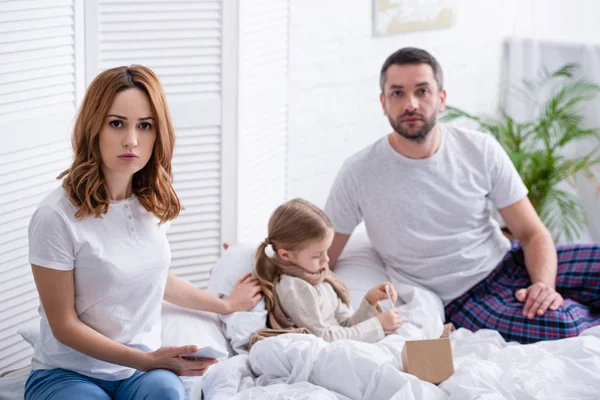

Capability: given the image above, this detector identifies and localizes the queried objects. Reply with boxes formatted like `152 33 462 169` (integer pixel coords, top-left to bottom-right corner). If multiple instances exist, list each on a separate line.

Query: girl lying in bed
250 198 402 347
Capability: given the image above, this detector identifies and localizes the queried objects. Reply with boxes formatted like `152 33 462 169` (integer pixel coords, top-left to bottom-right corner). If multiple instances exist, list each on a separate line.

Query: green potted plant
441 64 600 243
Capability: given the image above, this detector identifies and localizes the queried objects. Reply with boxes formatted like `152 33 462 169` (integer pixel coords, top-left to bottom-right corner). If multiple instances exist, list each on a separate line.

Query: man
324 47 600 344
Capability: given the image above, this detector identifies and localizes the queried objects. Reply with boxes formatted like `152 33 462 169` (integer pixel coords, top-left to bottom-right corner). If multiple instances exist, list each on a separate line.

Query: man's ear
438 88 447 112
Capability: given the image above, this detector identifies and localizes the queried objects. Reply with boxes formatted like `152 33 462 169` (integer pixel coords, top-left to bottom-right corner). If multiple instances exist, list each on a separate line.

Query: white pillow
17 325 39 347
206 242 257 297
334 230 390 310
219 300 267 354
160 301 232 354
205 243 268 354
160 301 233 395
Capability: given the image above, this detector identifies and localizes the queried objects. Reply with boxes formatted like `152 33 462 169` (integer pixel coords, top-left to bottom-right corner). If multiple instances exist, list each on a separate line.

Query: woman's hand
143 345 218 376
224 273 262 313
365 282 397 307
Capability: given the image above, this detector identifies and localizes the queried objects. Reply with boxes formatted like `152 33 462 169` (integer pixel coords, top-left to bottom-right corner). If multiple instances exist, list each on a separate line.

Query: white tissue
377 282 446 339
420 313 444 339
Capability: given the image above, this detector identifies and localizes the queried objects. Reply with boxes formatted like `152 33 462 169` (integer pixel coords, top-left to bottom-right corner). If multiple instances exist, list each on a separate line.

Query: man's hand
515 282 563 319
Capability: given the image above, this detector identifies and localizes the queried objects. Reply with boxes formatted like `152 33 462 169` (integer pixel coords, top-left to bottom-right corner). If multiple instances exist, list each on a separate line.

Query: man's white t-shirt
28 187 171 380
325 124 528 304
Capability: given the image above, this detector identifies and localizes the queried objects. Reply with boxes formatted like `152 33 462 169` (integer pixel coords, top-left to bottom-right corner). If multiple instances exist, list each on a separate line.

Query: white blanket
197 325 600 400
196 280 600 400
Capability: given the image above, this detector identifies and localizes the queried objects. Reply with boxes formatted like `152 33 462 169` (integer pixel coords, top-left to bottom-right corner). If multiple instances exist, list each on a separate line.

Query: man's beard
389 111 437 143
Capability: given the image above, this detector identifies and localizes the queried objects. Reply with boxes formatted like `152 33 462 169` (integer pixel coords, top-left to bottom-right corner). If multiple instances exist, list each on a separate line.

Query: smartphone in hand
181 346 229 361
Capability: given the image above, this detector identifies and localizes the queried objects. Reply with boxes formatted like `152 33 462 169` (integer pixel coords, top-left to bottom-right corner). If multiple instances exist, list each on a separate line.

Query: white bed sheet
0 369 27 400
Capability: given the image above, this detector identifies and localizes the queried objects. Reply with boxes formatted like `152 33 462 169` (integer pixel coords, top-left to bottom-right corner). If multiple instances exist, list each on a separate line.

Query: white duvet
197 324 600 400
195 232 600 400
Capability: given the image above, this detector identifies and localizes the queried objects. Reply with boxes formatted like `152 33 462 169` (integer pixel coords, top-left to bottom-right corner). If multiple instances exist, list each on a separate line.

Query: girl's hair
255 198 334 312
58 65 181 223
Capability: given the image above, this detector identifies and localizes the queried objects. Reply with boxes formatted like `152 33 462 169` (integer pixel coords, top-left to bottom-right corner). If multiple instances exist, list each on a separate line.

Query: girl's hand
224 273 262 313
144 345 219 376
376 309 402 335
365 282 397 306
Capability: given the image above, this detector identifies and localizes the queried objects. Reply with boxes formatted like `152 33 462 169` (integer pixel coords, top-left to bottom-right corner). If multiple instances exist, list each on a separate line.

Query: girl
252 198 401 345
25 65 261 400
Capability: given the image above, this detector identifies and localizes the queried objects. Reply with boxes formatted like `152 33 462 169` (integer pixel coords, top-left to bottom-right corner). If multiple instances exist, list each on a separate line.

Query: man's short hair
380 47 443 92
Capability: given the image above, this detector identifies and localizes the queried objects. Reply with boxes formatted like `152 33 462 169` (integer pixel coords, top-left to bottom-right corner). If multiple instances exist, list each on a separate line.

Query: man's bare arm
499 197 561 318
499 197 557 288
328 232 351 269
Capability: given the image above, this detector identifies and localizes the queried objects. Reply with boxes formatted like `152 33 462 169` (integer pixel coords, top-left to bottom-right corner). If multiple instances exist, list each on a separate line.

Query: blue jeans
24 368 185 400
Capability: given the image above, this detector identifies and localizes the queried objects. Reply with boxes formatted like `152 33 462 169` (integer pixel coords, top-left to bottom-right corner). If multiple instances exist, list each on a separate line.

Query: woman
24 65 261 400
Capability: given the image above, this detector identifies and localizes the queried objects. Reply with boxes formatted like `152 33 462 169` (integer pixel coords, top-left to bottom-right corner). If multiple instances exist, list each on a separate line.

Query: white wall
514 0 599 44
235 0 289 244
286 0 600 207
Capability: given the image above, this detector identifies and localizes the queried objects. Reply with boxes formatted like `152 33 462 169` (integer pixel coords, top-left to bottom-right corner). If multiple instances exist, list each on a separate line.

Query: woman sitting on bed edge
25 65 261 400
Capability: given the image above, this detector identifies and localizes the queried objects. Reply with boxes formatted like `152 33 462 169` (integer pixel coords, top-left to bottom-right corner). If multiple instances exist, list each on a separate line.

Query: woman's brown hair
58 65 181 223
254 198 334 313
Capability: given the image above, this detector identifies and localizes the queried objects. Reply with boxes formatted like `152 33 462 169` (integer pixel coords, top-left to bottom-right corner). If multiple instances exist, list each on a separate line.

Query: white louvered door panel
87 0 223 287
0 0 83 374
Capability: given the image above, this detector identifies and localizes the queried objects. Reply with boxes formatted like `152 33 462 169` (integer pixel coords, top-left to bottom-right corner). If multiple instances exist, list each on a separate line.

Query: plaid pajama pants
445 242 600 344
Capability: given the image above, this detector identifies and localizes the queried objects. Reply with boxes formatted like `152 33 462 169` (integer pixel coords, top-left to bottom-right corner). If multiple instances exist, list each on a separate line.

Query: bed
2 231 600 399
195 232 600 399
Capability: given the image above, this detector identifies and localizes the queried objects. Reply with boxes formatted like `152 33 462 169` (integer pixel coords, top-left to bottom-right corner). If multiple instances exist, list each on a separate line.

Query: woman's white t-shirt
28 187 171 380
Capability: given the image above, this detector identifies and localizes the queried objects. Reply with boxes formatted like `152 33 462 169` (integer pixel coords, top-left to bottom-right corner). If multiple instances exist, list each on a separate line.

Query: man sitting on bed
324 47 600 344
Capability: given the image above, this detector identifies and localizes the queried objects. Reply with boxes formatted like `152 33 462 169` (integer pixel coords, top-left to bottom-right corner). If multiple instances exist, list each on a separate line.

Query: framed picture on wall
373 0 457 36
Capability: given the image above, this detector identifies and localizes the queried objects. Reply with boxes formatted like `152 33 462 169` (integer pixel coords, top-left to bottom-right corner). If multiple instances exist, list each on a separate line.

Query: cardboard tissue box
401 323 455 384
